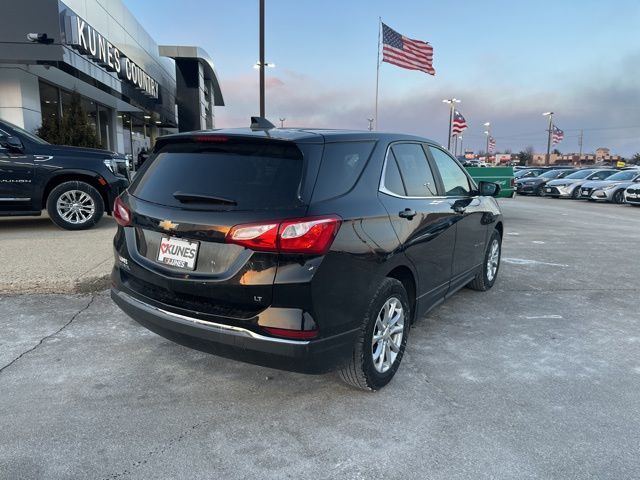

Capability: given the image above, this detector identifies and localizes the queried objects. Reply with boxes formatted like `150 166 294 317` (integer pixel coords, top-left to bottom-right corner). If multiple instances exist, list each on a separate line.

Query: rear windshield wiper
172 191 237 205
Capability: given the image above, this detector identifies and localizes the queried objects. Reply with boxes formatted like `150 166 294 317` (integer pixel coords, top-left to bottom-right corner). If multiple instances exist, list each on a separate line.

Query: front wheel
468 229 501 291
339 278 410 391
46 181 104 230
572 187 582 199
536 185 545 196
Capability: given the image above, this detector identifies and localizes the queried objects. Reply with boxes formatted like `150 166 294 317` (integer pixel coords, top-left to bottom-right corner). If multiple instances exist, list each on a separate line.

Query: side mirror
478 180 501 197
4 136 24 152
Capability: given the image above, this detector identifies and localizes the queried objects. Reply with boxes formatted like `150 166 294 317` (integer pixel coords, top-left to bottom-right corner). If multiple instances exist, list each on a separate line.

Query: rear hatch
120 134 322 316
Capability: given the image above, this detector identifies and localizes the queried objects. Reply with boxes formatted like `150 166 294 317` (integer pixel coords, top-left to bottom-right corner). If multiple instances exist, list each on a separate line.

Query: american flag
451 111 467 134
488 136 496 153
382 23 435 76
552 125 564 145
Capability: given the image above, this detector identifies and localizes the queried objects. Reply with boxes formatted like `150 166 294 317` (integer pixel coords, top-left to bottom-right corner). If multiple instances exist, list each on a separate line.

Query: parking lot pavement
1 196 639 479
0 215 116 294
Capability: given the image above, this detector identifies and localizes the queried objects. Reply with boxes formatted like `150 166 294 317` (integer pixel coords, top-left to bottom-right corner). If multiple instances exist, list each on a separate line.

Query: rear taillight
113 196 131 227
226 215 341 254
262 326 319 340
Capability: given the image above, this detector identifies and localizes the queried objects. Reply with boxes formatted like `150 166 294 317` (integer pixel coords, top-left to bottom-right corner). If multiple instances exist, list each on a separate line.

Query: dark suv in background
111 122 504 390
0 119 129 230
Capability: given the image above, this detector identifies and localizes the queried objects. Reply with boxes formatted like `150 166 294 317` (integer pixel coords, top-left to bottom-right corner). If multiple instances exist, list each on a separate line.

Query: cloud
215 53 640 155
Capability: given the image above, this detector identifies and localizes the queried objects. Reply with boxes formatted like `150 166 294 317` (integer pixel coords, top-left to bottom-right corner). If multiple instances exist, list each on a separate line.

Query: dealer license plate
157 236 199 270
545 187 552 192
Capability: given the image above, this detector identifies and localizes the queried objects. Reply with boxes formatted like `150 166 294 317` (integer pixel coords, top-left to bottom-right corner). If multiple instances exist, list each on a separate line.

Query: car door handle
452 204 466 214
398 208 417 220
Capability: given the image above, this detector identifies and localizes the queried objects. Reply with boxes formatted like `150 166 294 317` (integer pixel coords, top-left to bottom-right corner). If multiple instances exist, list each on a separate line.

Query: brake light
228 222 279 251
192 135 228 142
262 326 319 339
226 215 341 254
113 196 131 226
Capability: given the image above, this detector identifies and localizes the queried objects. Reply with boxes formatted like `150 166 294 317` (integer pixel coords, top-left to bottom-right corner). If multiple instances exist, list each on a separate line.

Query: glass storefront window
39 81 59 122
81 97 98 139
98 107 111 150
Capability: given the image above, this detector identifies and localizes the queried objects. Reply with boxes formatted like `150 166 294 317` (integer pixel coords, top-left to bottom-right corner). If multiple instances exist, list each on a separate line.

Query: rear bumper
111 287 358 374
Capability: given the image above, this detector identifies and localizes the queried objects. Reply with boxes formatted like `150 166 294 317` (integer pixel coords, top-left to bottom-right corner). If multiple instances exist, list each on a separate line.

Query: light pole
442 98 460 150
543 112 554 166
259 0 265 117
483 122 491 156
279 117 286 128
459 135 464 157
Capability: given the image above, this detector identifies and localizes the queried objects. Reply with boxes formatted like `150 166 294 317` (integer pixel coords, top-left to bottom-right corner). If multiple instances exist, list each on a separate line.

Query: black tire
46 181 104 230
612 190 625 204
468 229 502 291
571 186 581 199
339 278 410 391
535 184 545 196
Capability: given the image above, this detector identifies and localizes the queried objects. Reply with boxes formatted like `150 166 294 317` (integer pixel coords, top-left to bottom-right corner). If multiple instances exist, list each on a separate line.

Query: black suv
0 119 129 230
111 124 504 390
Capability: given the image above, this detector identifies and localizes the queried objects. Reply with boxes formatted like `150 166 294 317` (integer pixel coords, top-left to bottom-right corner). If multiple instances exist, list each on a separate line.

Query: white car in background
581 170 640 203
545 169 618 199
624 183 640 207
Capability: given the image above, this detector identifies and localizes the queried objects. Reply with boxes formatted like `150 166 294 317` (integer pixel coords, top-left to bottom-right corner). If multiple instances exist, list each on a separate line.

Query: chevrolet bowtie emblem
159 219 178 231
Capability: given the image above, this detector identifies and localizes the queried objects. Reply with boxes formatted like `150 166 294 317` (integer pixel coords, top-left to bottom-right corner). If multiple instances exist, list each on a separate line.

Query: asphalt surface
1 196 639 479
0 214 115 294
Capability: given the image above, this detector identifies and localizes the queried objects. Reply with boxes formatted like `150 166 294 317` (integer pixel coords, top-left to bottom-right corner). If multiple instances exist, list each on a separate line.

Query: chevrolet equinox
111 120 503 390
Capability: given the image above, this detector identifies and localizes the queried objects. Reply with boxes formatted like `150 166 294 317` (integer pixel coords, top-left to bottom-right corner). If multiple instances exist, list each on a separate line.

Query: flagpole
447 104 454 150
374 17 381 130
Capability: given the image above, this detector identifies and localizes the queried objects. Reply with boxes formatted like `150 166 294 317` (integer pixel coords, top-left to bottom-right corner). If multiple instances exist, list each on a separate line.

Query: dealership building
0 0 224 155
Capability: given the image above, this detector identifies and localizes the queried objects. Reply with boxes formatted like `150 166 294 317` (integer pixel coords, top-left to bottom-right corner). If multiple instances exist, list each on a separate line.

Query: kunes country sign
63 14 159 99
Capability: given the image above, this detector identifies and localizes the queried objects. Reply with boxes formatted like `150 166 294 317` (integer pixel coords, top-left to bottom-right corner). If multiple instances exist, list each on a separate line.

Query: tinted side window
383 151 406 195
313 141 374 201
429 146 472 196
391 143 437 196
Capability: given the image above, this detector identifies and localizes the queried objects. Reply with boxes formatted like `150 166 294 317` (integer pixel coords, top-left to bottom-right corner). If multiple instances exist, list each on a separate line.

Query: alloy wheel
371 297 405 373
486 238 500 282
56 190 96 224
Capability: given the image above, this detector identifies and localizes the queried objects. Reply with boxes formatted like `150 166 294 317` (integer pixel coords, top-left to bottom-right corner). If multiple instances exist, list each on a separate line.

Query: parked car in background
580 170 640 203
0 119 129 229
111 124 504 390
623 183 640 207
515 168 577 196
514 168 547 179
545 169 618 199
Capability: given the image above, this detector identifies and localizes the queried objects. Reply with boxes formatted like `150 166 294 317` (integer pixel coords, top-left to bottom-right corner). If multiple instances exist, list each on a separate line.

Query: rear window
311 141 375 202
130 140 304 210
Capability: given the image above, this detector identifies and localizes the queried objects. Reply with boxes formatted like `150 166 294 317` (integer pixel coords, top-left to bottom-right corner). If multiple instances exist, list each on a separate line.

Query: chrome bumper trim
117 290 311 346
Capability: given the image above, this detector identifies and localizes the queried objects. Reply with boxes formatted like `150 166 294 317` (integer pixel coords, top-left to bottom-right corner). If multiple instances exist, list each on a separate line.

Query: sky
125 0 640 156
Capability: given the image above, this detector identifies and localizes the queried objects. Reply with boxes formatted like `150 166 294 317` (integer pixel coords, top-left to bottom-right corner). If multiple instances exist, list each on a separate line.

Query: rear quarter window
311 141 375 202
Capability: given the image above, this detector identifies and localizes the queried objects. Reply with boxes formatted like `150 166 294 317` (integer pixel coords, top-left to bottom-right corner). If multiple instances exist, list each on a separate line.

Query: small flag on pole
381 23 435 76
451 111 467 135
552 126 564 145
488 136 496 153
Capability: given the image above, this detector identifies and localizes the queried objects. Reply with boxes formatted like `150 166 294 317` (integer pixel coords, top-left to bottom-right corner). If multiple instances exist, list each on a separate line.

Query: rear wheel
468 229 501 291
339 278 410 391
613 190 625 204
46 181 104 230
